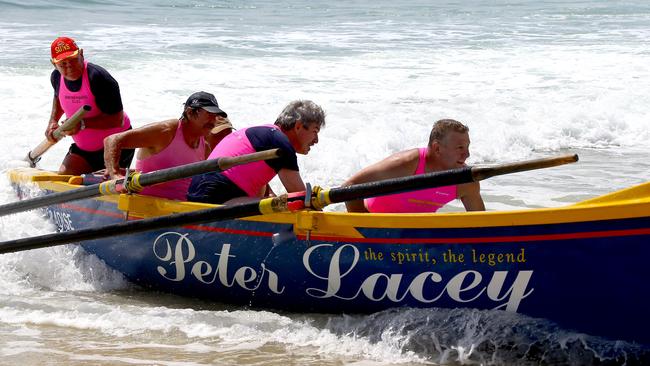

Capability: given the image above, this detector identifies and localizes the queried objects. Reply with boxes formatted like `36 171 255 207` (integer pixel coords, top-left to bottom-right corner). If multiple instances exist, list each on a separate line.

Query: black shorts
187 171 247 204
67 143 135 173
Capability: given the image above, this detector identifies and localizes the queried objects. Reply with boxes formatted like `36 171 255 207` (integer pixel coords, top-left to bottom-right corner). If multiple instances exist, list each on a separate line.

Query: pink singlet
364 148 457 213
208 125 278 197
135 121 207 200
58 61 131 151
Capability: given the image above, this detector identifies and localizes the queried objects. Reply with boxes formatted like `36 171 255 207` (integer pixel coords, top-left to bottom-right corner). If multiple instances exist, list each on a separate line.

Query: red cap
51 37 80 63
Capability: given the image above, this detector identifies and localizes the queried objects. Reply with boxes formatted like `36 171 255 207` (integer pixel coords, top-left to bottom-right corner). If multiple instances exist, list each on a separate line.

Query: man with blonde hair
343 119 485 213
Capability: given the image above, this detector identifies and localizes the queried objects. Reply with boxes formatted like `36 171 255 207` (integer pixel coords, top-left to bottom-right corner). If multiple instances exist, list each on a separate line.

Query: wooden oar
1 148 281 217
26 105 91 167
0 154 577 255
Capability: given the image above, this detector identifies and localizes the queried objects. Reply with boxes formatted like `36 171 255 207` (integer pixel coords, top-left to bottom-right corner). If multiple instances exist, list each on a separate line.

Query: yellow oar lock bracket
125 170 143 193
310 185 330 211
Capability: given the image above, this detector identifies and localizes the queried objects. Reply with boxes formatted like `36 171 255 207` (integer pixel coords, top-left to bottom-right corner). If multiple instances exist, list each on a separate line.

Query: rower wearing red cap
45 36 134 175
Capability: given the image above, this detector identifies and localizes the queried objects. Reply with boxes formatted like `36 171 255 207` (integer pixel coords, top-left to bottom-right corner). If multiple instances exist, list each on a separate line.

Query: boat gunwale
8 168 650 231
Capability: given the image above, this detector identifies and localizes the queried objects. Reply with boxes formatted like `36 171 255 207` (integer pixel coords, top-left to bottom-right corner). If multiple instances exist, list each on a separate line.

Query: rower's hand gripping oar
26 105 91 168
0 154 578 255
1 148 282 217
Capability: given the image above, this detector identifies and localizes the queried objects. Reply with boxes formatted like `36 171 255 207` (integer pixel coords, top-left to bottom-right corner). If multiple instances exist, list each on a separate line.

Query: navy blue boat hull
41 197 650 346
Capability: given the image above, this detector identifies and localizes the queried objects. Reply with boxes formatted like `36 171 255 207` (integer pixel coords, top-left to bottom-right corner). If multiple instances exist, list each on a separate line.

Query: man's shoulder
245 125 296 156
143 118 178 133
247 125 289 141
50 69 61 88
247 124 280 132
86 62 109 73
370 148 419 176
390 148 420 164
86 62 117 82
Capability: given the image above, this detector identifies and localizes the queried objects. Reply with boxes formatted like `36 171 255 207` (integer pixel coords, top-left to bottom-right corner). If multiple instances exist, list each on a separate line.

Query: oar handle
26 105 91 167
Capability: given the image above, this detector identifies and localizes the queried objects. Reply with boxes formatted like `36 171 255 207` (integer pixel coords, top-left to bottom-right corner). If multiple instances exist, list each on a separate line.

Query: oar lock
260 183 330 215
122 169 144 194
97 169 143 196
295 183 329 212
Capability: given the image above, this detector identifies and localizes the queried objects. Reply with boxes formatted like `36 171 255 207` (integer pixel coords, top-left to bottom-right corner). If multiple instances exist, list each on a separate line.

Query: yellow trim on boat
7 168 72 183
7 168 650 235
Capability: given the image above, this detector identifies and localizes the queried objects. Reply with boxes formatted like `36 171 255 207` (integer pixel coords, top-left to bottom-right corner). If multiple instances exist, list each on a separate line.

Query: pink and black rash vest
57 61 131 151
364 148 457 213
207 124 298 197
135 121 207 200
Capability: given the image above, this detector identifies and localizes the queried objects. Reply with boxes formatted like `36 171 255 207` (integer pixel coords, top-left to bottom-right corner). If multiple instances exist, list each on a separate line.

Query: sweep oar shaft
130 149 281 190
26 105 91 167
471 154 579 181
0 154 578 254
1 149 281 217
0 196 290 254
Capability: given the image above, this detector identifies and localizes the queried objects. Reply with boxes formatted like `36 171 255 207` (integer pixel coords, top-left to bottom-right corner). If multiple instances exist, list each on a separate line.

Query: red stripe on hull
61 203 649 244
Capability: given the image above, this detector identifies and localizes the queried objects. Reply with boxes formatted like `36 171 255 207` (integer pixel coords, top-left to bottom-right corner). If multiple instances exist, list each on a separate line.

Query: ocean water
0 0 649 365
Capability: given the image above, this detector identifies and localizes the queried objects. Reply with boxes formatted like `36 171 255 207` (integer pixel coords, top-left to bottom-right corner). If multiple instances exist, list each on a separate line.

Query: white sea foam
0 298 425 364
0 1 648 364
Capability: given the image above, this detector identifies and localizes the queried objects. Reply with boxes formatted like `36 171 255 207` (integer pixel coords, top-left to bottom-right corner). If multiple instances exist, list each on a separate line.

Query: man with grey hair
188 100 325 204
343 118 485 213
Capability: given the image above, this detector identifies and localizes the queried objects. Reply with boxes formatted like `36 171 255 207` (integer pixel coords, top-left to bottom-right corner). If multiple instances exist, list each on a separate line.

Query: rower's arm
278 169 306 193
458 181 485 211
343 149 419 213
103 121 174 178
45 97 65 142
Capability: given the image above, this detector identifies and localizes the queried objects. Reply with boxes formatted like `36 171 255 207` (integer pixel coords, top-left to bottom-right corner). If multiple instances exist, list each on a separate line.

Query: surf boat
4 156 650 346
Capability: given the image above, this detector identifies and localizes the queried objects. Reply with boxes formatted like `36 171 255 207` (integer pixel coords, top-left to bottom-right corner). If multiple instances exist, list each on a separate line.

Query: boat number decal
47 209 75 232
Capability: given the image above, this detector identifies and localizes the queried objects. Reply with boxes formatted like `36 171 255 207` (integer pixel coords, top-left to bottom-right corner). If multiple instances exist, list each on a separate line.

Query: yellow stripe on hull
7 167 650 235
